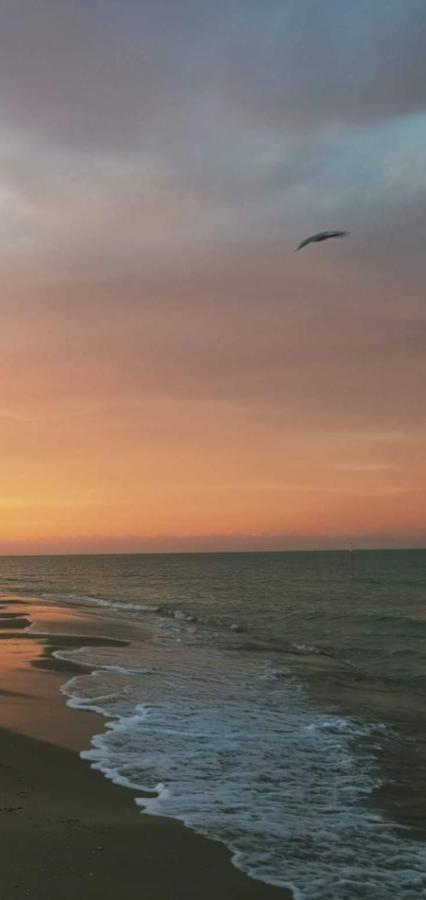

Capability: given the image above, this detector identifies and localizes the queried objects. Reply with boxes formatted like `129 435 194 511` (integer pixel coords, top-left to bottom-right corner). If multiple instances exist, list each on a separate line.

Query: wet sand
0 597 292 899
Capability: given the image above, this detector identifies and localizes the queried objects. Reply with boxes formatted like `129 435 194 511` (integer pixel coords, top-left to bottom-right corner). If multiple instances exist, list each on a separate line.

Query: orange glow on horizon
1 372 425 553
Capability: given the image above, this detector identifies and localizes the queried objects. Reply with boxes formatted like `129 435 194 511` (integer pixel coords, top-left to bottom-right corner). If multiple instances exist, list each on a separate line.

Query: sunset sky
0 0 425 554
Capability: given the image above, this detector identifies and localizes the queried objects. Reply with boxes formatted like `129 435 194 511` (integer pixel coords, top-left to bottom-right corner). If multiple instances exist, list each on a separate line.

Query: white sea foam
61 643 426 899
91 598 160 613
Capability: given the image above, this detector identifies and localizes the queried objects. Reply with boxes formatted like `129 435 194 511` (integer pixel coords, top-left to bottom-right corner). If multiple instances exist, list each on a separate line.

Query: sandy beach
0 596 292 900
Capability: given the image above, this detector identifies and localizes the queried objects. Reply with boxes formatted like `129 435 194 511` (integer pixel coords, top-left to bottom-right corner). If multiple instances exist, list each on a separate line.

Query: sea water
1 550 426 898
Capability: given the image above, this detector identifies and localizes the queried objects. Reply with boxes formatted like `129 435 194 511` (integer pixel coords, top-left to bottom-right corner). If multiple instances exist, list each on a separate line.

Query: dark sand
0 598 292 899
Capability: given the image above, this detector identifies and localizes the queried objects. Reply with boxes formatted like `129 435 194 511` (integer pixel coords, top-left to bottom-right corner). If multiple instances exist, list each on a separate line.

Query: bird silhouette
296 230 348 251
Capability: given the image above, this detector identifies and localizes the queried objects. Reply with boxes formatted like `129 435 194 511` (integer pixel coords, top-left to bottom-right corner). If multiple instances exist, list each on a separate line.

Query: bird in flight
296 230 348 251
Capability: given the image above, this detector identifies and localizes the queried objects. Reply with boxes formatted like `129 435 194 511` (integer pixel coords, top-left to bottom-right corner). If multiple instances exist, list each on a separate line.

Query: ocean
1 549 426 899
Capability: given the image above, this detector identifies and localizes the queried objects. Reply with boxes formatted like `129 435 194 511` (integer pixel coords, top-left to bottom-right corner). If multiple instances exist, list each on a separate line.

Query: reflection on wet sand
0 596 127 750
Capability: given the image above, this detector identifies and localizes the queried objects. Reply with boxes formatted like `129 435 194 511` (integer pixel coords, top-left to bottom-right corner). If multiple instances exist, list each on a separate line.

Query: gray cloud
0 1 425 440
223 0 426 131
0 0 425 153
0 0 222 150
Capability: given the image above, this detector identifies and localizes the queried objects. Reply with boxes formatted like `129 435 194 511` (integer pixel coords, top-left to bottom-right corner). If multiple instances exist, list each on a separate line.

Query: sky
0 0 425 554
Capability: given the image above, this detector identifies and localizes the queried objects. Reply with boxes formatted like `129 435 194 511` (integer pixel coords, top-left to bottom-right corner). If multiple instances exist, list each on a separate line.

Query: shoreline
0 595 292 899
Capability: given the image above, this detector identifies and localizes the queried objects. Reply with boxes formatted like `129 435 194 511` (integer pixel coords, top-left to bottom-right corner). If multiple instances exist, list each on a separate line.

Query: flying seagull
296 230 348 251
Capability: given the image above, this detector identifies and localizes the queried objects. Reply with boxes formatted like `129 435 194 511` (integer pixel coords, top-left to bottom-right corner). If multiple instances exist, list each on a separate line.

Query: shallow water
1 550 426 897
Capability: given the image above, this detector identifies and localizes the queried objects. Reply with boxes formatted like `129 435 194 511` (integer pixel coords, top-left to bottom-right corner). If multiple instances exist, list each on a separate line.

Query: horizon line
0 546 425 559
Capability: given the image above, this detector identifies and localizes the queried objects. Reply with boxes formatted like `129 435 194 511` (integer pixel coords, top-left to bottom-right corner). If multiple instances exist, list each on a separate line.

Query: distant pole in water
348 543 354 579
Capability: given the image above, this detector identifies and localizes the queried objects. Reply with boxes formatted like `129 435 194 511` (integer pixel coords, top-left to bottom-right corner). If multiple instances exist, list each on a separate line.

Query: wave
60 646 426 899
90 597 160 613
42 592 159 613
